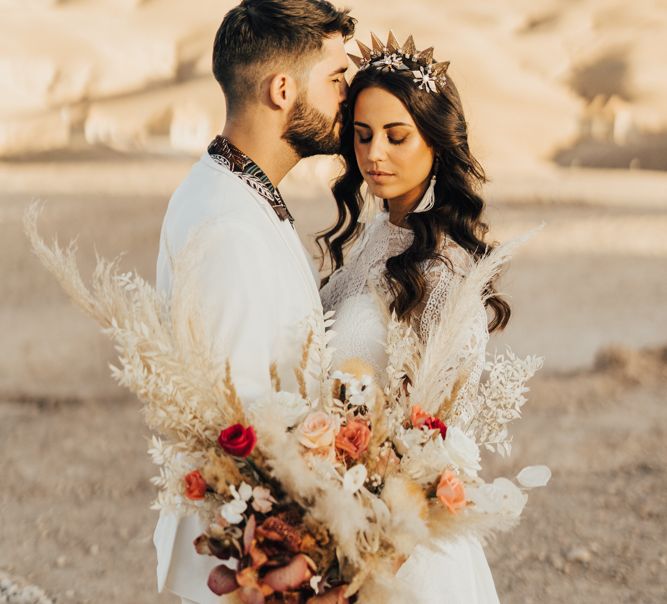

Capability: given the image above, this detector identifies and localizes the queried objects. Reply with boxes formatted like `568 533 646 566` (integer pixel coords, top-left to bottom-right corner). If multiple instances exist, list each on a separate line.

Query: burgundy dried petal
207 564 239 595
238 586 267 604
306 586 349 604
256 517 302 553
262 554 313 592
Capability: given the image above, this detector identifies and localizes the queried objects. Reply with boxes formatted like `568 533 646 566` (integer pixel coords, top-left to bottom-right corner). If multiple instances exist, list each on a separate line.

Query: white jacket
154 151 322 603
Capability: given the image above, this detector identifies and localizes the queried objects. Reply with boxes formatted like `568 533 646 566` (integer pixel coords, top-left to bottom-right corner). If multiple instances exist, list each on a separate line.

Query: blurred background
1 1 665 603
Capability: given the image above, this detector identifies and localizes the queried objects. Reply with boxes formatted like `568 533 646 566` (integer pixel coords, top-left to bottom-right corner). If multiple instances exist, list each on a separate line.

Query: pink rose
297 411 337 451
436 470 467 514
335 419 371 461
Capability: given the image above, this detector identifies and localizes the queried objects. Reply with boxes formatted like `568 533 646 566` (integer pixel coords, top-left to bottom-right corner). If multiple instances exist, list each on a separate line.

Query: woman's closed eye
355 132 407 145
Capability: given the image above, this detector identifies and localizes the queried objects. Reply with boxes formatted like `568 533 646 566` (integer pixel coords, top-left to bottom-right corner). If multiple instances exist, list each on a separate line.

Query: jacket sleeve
188 219 282 405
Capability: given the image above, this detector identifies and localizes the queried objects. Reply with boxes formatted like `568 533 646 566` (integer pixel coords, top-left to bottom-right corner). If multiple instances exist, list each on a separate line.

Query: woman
319 33 509 603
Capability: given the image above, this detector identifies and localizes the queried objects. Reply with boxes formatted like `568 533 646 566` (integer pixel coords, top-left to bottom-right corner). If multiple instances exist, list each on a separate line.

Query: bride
319 34 508 604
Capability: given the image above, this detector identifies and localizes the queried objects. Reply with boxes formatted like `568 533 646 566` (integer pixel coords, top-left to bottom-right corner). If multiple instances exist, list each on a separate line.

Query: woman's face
353 86 435 205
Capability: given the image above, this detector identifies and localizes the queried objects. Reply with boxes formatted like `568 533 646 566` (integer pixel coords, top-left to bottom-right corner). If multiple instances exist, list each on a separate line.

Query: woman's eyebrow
353 121 412 129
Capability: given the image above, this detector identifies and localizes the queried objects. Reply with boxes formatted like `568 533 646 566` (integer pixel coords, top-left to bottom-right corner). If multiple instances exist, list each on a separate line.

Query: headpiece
348 31 450 93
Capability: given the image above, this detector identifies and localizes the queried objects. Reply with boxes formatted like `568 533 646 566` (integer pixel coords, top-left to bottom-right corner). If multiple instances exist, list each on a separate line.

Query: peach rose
410 404 430 428
436 470 467 514
297 411 337 451
184 470 207 500
335 419 371 461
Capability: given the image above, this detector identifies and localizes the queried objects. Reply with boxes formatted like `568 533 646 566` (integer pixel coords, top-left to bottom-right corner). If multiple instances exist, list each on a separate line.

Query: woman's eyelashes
355 131 407 145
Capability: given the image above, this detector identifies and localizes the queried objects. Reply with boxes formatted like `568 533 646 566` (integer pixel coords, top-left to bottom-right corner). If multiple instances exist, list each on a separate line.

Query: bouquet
25 205 549 603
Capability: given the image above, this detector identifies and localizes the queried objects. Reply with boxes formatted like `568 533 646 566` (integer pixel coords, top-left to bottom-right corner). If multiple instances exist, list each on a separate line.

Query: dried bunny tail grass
411 227 542 414
427 504 521 548
269 362 281 392
294 328 314 399
354 563 414 604
200 447 243 495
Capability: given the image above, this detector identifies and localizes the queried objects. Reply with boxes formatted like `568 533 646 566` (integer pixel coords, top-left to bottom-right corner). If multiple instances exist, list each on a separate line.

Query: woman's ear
268 72 299 110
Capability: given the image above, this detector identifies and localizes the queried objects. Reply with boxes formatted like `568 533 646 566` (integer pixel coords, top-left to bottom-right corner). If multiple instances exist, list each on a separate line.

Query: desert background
1 0 666 603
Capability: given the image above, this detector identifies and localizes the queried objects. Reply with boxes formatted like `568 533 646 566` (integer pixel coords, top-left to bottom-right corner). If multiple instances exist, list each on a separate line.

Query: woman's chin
367 184 395 201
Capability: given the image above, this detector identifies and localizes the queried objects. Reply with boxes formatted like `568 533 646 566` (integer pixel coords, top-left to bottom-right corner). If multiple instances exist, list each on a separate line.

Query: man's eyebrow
353 121 412 129
329 66 348 76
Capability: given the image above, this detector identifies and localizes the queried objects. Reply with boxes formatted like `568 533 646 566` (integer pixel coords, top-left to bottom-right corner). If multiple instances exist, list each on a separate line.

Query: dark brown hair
213 0 355 113
317 66 511 333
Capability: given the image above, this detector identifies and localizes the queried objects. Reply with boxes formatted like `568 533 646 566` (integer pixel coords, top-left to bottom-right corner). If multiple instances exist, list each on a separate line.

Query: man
154 1 355 602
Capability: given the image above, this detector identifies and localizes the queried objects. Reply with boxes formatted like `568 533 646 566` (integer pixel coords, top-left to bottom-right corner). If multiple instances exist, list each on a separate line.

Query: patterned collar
207 135 294 226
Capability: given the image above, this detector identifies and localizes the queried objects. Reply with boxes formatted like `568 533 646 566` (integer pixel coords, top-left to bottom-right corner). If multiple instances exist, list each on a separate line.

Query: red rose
218 423 257 458
184 470 207 500
424 417 447 440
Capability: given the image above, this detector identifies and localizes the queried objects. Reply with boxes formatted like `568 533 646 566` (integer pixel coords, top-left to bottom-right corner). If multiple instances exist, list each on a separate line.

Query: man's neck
222 117 299 186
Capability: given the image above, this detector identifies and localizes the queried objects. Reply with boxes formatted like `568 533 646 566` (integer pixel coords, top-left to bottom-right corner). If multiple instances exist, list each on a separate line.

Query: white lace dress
320 211 499 604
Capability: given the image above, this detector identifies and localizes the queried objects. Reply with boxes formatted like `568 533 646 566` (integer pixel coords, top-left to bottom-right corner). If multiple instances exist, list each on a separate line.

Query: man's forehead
319 33 349 69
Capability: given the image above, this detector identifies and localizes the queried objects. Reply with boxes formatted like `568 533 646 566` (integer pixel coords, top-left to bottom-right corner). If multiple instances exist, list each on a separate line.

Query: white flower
516 465 551 488
343 465 367 493
237 482 253 501
220 482 253 524
251 486 277 513
400 437 451 484
253 391 311 428
443 426 481 476
310 575 323 593
467 478 527 516
393 426 430 455
220 499 247 524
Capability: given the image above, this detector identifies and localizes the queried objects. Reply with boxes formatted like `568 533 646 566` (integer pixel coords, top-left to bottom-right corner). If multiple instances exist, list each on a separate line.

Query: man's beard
282 93 342 158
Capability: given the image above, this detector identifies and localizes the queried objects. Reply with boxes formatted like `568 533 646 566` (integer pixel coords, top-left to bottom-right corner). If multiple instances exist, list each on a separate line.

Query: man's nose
339 79 349 102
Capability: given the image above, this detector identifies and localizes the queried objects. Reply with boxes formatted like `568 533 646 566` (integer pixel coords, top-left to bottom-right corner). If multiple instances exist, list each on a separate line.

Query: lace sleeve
413 238 475 342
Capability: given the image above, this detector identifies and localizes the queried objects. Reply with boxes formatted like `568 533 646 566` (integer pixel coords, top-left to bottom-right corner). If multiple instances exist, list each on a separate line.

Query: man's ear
268 72 299 110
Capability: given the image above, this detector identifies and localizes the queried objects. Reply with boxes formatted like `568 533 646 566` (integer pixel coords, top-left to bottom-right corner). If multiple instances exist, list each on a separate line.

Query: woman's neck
386 178 431 227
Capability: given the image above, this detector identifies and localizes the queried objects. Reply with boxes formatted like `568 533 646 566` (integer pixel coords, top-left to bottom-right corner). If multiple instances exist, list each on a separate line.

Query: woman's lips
367 170 394 184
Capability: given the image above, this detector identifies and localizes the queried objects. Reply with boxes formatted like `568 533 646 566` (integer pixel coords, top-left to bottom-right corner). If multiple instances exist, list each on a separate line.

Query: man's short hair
213 0 355 112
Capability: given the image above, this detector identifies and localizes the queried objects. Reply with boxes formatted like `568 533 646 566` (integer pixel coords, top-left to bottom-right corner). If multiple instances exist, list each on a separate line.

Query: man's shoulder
169 153 262 216
162 155 275 241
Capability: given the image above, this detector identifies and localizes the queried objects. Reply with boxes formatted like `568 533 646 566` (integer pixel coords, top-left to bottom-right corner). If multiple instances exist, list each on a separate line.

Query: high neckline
380 211 412 232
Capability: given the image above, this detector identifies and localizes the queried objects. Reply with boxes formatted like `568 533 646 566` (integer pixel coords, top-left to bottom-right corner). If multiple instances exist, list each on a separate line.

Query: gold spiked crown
348 31 450 93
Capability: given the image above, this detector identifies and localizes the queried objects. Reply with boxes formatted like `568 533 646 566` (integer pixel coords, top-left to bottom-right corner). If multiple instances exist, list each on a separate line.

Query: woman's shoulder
431 234 475 277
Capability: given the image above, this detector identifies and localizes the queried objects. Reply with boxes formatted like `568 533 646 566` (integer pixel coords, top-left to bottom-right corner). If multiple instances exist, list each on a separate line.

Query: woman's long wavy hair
317 66 511 333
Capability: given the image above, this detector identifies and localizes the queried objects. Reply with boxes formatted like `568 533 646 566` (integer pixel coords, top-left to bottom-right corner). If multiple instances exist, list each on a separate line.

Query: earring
412 174 436 214
358 182 382 223
412 158 439 214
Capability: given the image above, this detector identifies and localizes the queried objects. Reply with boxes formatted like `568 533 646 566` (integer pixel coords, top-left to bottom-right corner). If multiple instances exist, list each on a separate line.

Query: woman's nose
366 135 386 162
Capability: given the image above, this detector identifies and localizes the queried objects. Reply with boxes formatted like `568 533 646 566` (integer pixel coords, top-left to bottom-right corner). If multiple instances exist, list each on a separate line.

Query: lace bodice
320 212 489 414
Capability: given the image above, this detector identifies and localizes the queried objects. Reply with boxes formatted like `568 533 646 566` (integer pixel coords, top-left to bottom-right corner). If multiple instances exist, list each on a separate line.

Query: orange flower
410 405 430 428
436 470 467 514
184 470 207 500
335 419 371 461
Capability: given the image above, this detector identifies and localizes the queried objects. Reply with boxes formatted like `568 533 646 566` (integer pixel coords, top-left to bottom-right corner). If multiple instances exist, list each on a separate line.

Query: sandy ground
1 155 666 603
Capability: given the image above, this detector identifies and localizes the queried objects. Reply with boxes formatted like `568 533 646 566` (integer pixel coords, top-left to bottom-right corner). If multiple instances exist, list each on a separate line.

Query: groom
154 1 355 602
